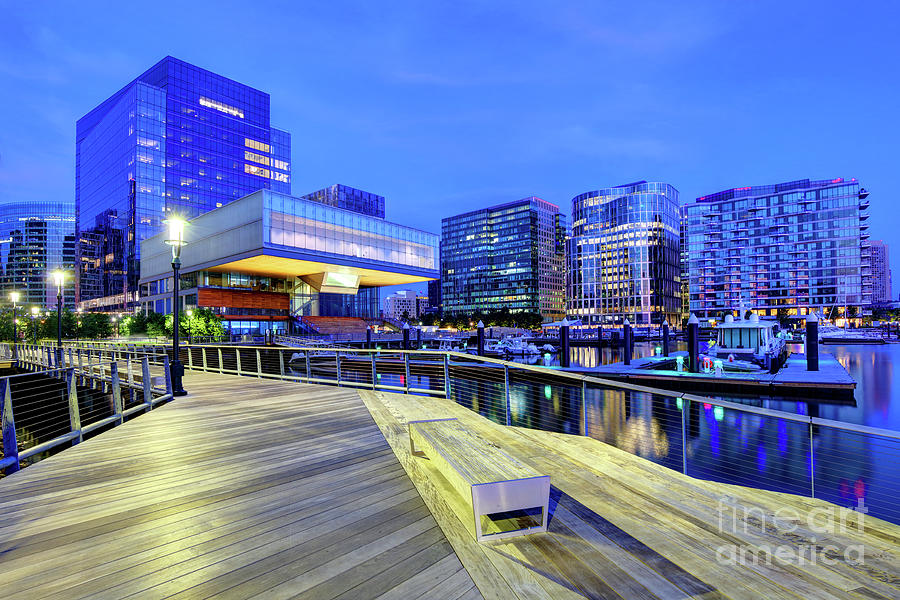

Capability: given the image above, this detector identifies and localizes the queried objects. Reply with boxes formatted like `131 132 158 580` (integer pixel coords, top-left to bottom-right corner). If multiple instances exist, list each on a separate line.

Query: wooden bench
408 418 550 542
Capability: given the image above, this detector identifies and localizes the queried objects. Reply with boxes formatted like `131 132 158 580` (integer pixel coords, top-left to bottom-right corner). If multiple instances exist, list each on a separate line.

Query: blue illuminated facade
75 56 291 311
567 182 681 325
0 201 76 310
684 178 872 319
441 197 566 320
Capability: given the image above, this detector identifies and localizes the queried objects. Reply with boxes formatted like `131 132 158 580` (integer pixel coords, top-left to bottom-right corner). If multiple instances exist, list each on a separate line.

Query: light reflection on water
506 342 900 523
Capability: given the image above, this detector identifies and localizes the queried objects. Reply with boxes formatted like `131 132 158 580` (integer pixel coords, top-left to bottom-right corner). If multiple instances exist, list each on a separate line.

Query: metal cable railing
0 345 175 475
179 343 900 525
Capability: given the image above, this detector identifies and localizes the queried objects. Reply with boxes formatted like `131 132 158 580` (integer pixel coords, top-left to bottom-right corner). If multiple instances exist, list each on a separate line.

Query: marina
2 356 899 599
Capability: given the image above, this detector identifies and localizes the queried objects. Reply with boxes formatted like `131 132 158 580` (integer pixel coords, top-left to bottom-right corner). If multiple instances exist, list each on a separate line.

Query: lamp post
186 309 193 344
112 316 118 338
30 306 39 344
51 270 65 349
165 216 188 396
9 291 20 357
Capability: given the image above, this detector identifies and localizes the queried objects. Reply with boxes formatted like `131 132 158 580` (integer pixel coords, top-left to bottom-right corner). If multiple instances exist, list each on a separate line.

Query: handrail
1 349 174 475
177 343 900 525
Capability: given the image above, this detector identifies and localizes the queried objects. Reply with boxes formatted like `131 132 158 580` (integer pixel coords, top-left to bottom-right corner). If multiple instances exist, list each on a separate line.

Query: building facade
871 240 892 305
0 201 76 310
139 189 438 335
76 56 291 311
683 178 871 320
383 290 428 321
567 182 681 326
301 184 385 219
441 197 566 321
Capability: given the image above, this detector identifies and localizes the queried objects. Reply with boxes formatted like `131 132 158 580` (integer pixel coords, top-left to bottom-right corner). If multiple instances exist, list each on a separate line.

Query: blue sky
1 1 898 294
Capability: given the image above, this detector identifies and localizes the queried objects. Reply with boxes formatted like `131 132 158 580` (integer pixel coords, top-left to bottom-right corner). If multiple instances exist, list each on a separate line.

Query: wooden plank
0 371 479 600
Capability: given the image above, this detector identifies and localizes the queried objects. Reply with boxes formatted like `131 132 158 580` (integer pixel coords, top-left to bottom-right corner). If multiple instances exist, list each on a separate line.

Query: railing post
443 354 451 399
809 420 815 498
68 348 73 369
110 362 123 424
141 357 152 410
163 354 173 396
202 347 208 371
1 378 19 474
335 352 341 386
581 380 588 436
77 349 84 386
404 352 411 394
256 349 262 378
187 346 193 370
305 351 311 382
681 396 689 475
371 352 377 389
504 365 511 427
236 348 242 375
66 368 82 445
278 349 285 379
218 348 224 374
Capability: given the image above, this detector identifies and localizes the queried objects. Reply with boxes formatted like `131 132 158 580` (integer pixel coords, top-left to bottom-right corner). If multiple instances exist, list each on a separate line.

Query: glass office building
301 184 385 219
0 201 76 310
139 189 438 334
441 197 566 321
76 56 291 311
567 182 681 326
683 178 872 320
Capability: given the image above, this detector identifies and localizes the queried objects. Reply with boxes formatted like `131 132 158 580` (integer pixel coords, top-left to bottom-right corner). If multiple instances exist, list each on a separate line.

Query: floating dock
568 350 856 402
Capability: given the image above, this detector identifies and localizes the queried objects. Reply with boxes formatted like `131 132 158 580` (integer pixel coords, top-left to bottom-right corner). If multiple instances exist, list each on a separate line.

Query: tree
146 312 167 337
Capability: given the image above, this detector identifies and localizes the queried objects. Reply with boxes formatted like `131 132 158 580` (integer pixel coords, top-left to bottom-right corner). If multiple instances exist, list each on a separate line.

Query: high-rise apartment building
75 56 291 311
871 240 892 305
441 197 566 321
0 201 76 310
683 178 871 319
567 182 681 325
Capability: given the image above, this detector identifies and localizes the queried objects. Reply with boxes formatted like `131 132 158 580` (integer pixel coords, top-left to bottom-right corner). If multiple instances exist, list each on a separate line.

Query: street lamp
186 309 193 344
9 291 20 357
164 216 188 396
30 306 39 344
112 315 118 338
51 269 66 349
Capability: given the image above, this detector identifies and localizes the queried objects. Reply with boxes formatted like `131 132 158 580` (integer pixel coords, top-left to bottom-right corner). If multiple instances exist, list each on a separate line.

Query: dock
1 369 898 599
570 350 857 401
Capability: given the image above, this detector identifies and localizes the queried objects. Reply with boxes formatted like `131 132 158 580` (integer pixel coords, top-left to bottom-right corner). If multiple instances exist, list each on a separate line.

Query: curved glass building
0 201 76 310
567 181 680 325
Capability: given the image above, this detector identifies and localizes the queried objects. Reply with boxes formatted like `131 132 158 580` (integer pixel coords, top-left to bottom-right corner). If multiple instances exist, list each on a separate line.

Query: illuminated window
244 151 270 166
244 138 271 153
199 97 244 118
272 159 289 171
271 172 289 183
245 164 270 178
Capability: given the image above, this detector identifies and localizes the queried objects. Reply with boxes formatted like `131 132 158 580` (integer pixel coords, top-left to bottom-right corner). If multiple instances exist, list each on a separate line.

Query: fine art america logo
715 497 867 567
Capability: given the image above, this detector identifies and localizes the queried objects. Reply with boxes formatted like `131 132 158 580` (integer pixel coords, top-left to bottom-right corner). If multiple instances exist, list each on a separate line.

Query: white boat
818 323 885 345
707 313 785 365
498 336 541 356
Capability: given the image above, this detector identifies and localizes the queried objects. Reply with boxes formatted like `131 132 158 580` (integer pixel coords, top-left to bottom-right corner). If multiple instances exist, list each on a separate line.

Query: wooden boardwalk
0 371 481 600
361 389 900 600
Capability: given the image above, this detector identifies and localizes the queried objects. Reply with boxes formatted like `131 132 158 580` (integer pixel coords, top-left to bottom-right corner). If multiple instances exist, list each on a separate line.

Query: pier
572 350 857 400
1 348 899 599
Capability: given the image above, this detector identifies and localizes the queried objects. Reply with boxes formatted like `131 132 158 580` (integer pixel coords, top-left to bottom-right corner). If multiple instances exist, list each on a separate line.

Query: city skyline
2 2 898 298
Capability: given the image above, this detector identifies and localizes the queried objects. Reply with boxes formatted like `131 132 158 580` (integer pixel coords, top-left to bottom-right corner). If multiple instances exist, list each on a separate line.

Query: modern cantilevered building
139 189 438 334
567 182 681 326
683 178 872 320
76 56 291 312
440 197 566 321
